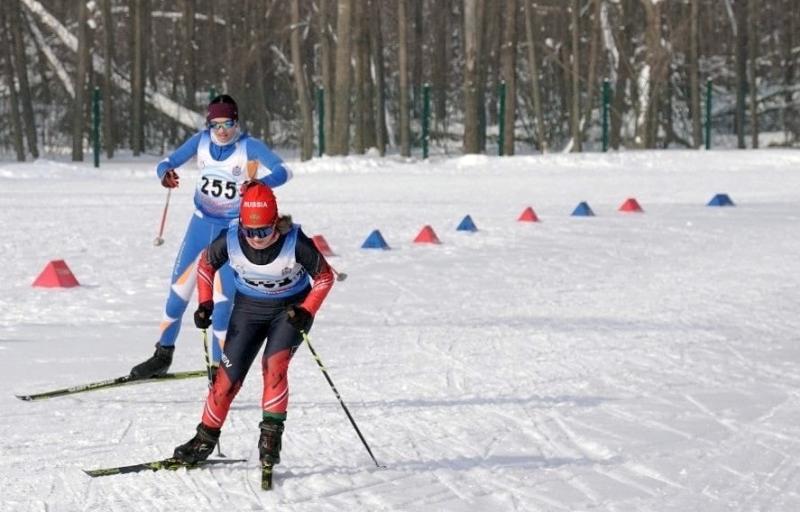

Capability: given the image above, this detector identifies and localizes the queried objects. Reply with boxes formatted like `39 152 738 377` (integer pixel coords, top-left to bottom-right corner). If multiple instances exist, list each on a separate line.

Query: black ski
15 370 207 401
84 457 246 477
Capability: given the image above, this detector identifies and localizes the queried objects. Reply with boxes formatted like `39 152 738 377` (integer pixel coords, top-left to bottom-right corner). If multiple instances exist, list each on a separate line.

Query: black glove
194 301 214 329
286 305 313 332
161 169 180 188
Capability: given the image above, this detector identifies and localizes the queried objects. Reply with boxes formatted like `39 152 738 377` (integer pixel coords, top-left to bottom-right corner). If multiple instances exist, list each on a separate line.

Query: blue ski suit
154 130 291 363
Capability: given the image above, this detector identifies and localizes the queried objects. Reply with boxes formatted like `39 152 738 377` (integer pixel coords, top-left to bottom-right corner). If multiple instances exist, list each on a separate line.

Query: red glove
161 169 180 188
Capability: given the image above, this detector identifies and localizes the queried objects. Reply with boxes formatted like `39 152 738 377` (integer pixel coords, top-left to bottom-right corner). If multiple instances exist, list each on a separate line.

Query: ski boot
130 343 174 379
173 423 220 464
258 420 284 490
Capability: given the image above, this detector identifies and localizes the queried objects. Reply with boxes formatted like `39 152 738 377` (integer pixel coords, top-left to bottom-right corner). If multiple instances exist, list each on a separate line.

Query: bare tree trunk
225 5 243 100
169 40 180 147
290 0 313 160
397 0 411 157
689 0 701 147
734 0 747 148
72 0 91 161
748 0 759 148
241 3 254 136
477 0 492 150
101 0 115 158
1 3 25 160
412 0 424 116
319 0 335 154
570 0 582 151
126 0 135 150
611 0 633 149
251 1 269 142
143 0 155 146
360 0 376 151
500 0 517 156
581 0 601 141
131 0 146 155
783 0 796 143
9 0 39 158
353 0 366 154
331 0 353 155
559 27 572 141
463 0 481 153
30 21 53 108
641 0 665 149
205 0 217 86
523 0 546 152
368 0 387 155
664 64 675 147
180 0 197 109
25 26 48 150
431 0 449 134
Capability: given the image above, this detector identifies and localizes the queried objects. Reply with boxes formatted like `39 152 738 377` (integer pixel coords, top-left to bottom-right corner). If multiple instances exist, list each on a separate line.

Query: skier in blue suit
130 94 292 379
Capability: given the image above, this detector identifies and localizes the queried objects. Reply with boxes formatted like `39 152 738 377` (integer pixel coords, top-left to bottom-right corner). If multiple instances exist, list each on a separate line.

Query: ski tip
83 458 247 478
84 468 119 478
15 395 33 401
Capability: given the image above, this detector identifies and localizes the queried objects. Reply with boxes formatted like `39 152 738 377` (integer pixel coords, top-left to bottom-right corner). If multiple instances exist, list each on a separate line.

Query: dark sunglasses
208 119 237 130
241 224 275 239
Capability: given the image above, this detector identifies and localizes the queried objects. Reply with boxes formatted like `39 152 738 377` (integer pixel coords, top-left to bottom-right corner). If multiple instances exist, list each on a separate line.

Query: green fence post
498 81 507 156
92 86 101 168
422 83 431 159
705 79 712 150
317 87 325 157
602 79 610 152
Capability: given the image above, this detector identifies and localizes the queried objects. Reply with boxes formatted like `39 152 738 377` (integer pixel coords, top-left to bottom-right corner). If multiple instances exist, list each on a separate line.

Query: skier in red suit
173 182 334 468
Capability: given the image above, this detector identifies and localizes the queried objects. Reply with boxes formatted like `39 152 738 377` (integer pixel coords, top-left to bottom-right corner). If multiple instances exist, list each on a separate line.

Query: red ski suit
196 224 334 429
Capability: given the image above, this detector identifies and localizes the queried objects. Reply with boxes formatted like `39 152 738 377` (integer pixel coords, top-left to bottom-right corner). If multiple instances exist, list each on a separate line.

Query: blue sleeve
155 132 204 180
245 138 292 188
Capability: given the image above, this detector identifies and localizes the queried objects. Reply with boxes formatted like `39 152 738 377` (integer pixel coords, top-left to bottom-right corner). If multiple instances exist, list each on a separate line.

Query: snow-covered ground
1 149 799 511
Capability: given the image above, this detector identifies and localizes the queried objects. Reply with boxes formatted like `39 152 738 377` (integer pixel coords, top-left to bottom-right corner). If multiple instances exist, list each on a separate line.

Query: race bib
195 167 243 217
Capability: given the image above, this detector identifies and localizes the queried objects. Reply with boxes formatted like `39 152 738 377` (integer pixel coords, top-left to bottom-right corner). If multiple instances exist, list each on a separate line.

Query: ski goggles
208 119 237 131
241 224 275 239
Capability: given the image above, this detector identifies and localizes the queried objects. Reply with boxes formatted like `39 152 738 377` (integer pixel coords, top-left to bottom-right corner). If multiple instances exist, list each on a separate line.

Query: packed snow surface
1 149 799 511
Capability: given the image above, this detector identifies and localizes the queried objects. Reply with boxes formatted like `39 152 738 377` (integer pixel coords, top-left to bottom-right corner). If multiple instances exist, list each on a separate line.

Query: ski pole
301 330 384 468
202 328 225 457
153 189 172 246
201 328 213 385
330 266 348 282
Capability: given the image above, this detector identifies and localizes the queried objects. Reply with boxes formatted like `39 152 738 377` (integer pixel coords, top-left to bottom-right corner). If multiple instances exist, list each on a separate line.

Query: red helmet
239 182 278 228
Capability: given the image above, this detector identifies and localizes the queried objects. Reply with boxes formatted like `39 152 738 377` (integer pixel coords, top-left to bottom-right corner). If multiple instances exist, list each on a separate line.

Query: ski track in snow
1 149 800 511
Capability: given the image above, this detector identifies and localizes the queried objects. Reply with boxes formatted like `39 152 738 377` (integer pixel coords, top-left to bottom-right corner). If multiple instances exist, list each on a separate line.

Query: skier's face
209 117 237 143
244 224 279 250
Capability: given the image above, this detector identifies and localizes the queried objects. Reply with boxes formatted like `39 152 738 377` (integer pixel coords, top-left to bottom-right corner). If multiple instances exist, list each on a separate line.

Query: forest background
1 0 797 162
